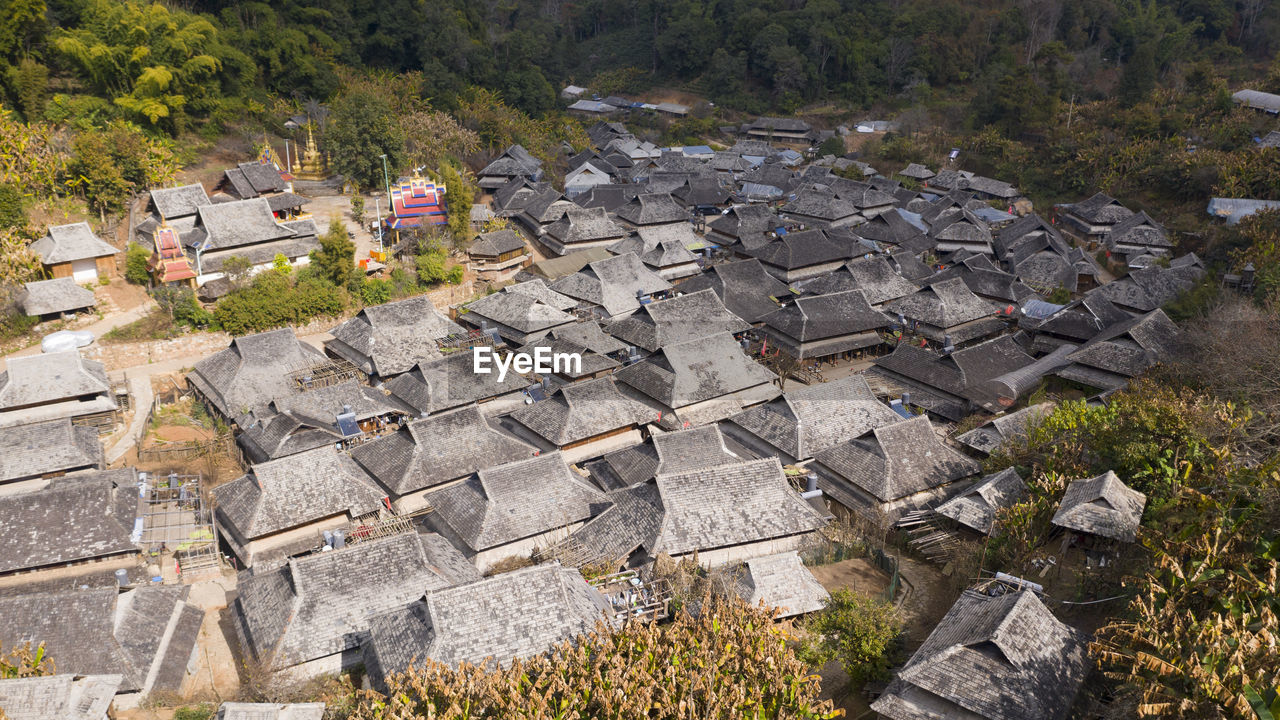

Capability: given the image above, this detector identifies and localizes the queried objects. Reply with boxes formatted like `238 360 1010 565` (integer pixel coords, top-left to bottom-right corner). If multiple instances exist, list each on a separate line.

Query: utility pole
1065 93 1076 130
374 198 384 254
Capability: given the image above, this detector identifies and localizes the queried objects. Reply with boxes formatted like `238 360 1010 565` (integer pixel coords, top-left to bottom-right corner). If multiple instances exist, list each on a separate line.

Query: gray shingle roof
510 376 651 446
426 452 610 552
544 206 627 246
734 551 830 617
841 256 920 304
614 193 689 226
759 289 887 356
469 229 526 257
707 204 778 241
1062 309 1178 382
30 223 119 264
934 467 1027 534
676 260 788 322
605 288 751 352
885 277 995 329
149 184 212 219
326 296 465 377
872 590 1089 720
195 198 296 250
1051 471 1146 542
463 291 576 335
233 533 480 667
0 419 103 484
562 482 663 563
872 336 1035 403
745 229 850 271
385 352 530 416
1066 192 1132 225
650 457 825 557
813 415 981 503
0 674 122 720
18 278 97 316
479 144 542 179
216 703 326 720
0 351 112 411
0 468 137 575
501 279 579 310
956 402 1055 455
213 447 385 542
549 253 672 318
898 163 936 180
0 586 200 694
1106 210 1171 250
613 332 776 409
729 375 899 460
188 329 325 420
363 563 607 682
351 405 534 495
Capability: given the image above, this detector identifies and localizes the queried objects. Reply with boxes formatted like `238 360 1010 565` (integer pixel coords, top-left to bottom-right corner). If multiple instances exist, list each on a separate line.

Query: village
0 86 1264 720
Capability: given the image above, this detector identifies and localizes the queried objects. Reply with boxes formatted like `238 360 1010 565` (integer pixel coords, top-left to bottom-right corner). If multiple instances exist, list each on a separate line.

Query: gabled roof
1062 309 1178 383
0 586 202 694
840 256 920 304
829 178 898 209
929 208 993 249
427 452 609 552
572 184 640 212
872 590 1089 720
814 415 981 502
613 193 689 226
605 288 751 352
31 223 119 264
544 205 627 247
188 328 324 420
325 295 464 377
0 350 111 411
873 335 1036 402
469 229 526 257
707 203 778 240
935 467 1027 534
0 468 137 575
1051 470 1146 542
956 402 1055 456
730 375 898 460
502 278 579 310
213 447 385 542
898 163 936 180
1107 210 1171 250
363 563 607 680
856 208 927 247
885 276 994 330
510 376 652 445
592 425 739 490
549 252 672 317
479 144 542 178
385 352 530 416
780 188 859 222
194 198 296 250
614 332 776 409
760 289 887 343
149 184 212 220
734 551 830 617
0 674 122 720
676 259 788 322
1066 191 1132 225
351 405 534 495
463 290 576 334
233 533 480 667
19 277 97 316
650 457 825 556
746 229 849 270
0 419 103 483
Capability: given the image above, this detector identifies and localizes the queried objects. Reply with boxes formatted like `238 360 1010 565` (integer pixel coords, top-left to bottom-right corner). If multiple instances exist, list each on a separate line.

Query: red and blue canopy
387 177 448 228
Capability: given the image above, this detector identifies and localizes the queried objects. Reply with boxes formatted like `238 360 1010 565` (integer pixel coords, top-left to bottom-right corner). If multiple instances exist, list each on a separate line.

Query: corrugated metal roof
1233 89 1280 113
1207 197 1280 224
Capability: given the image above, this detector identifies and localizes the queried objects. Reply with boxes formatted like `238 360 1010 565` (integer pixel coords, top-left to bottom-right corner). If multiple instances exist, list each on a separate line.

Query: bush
796 589 901 689
125 243 151 285
360 277 392 306
348 595 838 720
445 264 464 285
0 184 24 229
214 272 347 335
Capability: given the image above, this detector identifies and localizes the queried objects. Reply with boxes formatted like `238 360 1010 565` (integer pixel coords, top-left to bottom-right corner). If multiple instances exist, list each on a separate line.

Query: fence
138 434 235 464
801 538 901 604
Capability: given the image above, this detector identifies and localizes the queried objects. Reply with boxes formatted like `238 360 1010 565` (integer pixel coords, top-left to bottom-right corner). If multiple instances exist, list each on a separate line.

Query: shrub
796 589 901 689
153 286 214 329
124 243 151 285
360 277 392 306
0 184 23 229
444 264 464 285
348 595 839 720
214 272 347 335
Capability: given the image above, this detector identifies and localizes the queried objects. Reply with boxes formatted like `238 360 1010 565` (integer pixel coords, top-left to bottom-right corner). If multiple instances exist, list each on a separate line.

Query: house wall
762 260 847 283
391 476 467 515
280 651 348 683
674 532 818 568
0 551 139 588
218 511 359 567
471 522 587 574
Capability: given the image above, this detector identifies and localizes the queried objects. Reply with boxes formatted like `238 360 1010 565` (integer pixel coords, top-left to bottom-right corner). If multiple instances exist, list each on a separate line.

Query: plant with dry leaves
348 594 840 720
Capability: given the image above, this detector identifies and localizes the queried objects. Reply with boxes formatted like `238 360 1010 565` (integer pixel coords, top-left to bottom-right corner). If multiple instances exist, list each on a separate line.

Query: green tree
797 589 902 689
69 131 131 216
6 58 48 121
0 184 23 229
310 217 356 288
438 161 473 250
350 195 365 227
220 255 252 288
327 90 405 191
361 277 391 305
124 243 151 285
1119 43 1158 106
